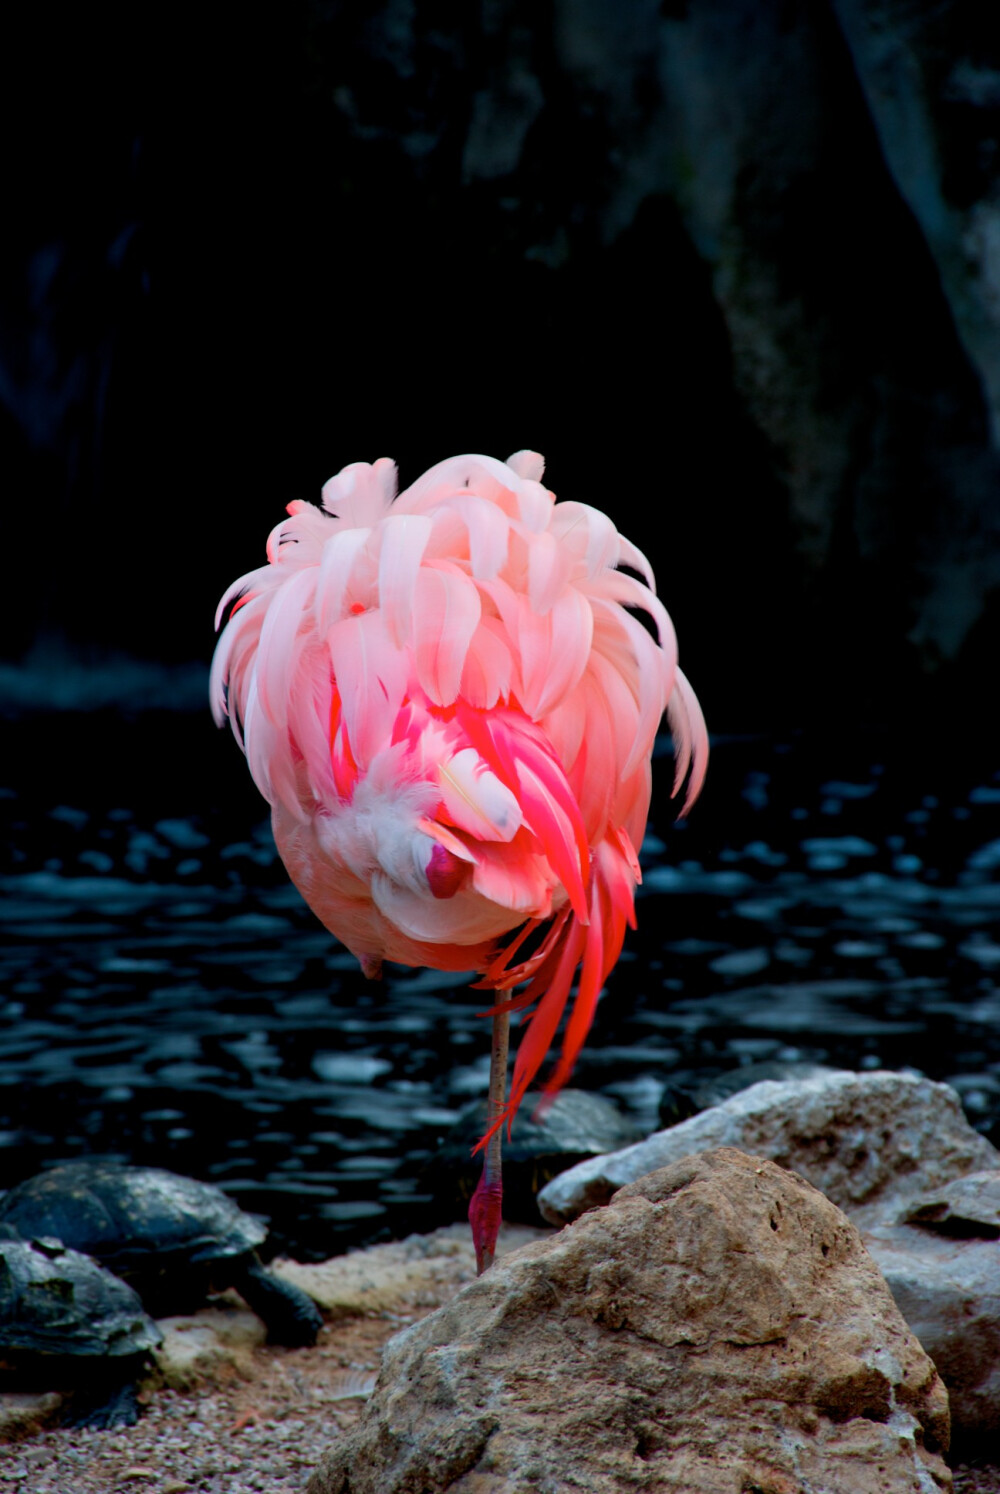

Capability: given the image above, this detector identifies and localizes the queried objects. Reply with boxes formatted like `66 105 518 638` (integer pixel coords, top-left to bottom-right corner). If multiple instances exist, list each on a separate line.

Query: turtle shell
0 1162 266 1276
0 1236 161 1360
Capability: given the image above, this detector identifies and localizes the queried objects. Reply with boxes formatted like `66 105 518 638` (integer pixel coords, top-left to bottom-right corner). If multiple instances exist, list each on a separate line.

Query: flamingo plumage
211 450 707 1270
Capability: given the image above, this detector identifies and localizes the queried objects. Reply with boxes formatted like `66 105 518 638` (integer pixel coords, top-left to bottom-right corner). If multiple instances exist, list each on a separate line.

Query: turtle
0 1162 323 1347
0 1232 162 1428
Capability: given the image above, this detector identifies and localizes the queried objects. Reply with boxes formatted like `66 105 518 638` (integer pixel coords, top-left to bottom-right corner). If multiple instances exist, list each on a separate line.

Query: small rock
0 1392 62 1441
537 1068 999 1226
150 1306 266 1392
308 1149 951 1494
888 1156 1000 1439
272 1222 547 1320
901 1170 1000 1236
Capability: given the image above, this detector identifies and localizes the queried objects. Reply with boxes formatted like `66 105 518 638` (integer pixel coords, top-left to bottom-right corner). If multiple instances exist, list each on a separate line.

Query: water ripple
3 727 1000 1258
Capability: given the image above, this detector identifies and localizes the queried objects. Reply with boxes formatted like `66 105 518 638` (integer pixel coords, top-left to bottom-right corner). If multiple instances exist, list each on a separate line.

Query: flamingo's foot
469 1170 503 1275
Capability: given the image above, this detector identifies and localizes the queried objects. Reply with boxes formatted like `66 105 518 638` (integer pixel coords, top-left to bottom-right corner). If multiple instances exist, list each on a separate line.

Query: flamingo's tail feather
472 833 636 1151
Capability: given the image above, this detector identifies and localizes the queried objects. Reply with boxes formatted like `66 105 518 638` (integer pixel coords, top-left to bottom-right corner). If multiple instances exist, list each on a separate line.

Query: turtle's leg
61 1369 142 1430
231 1255 324 1346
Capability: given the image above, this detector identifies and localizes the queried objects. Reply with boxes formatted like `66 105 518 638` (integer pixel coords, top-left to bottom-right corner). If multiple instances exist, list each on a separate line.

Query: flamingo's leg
469 993 510 1274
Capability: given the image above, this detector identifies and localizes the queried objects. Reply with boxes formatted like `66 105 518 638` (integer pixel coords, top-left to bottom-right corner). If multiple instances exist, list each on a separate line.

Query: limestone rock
308 1149 951 1494
537 1069 999 1227
0 1392 62 1441
863 1170 1000 1439
150 1305 266 1392
864 1223 1000 1445
272 1223 548 1320
901 1170 1000 1236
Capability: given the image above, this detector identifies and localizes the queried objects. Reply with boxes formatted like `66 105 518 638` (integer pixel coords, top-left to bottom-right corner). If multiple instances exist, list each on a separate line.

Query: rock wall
4 1 999 730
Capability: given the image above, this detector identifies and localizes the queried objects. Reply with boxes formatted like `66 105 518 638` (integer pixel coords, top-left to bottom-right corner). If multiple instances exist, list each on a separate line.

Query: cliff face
4 0 999 732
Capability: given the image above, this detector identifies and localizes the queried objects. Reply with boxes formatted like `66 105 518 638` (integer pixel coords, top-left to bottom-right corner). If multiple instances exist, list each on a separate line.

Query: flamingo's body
212 451 707 1264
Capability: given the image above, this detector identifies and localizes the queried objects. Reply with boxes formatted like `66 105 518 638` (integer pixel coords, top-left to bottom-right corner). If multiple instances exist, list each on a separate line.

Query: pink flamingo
212 451 707 1272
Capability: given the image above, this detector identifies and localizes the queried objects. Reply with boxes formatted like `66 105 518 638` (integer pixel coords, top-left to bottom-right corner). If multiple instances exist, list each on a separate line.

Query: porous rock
863 1169 1000 1440
308 1148 951 1494
537 1069 999 1227
149 1305 265 1392
900 1171 1000 1237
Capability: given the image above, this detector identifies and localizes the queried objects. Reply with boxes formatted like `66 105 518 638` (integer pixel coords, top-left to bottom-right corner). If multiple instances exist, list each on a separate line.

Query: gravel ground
955 1463 1000 1494
0 1238 996 1494
0 1313 393 1493
4 1327 997 1494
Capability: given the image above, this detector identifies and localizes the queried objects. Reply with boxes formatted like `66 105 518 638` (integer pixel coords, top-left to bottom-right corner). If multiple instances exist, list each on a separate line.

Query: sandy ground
0 1311 397 1493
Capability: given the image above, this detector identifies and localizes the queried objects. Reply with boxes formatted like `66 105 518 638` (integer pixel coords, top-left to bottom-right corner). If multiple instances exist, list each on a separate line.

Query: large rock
546 0 1000 693
863 1170 1000 1441
537 1070 1000 1442
308 1149 951 1494
537 1069 1000 1227
830 0 1000 450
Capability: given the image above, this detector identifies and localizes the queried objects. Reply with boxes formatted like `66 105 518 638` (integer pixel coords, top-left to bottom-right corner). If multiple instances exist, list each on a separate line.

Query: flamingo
211 451 707 1272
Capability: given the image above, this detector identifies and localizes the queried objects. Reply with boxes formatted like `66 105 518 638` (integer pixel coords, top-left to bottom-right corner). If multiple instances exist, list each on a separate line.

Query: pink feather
212 450 708 1146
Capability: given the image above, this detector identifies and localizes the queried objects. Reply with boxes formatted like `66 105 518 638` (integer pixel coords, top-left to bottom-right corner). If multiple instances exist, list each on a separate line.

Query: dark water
3 712 1000 1261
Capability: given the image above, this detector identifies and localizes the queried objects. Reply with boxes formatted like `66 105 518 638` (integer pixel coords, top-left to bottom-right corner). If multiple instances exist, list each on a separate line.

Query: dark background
5 0 1000 749
3 0 1000 1278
